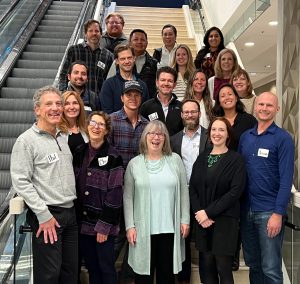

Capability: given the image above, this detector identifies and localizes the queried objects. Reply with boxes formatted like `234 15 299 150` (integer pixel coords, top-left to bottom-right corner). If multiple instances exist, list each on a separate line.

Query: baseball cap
123 80 143 94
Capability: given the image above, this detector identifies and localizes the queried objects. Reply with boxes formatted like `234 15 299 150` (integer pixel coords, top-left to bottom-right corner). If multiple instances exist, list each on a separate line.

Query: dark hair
203 27 225 50
161 24 177 37
230 68 253 96
114 44 134 59
156 66 178 82
208 116 234 147
181 99 200 112
84 19 102 34
68 60 88 75
129 29 148 40
86 111 111 139
212 83 245 116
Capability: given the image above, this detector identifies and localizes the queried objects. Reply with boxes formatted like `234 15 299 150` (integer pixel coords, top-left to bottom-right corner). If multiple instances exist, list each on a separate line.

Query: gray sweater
10 124 76 223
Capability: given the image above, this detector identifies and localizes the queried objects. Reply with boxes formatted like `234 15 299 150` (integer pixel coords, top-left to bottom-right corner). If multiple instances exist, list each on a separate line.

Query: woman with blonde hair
208 48 240 100
184 70 214 128
124 120 190 284
171 44 195 100
59 91 88 153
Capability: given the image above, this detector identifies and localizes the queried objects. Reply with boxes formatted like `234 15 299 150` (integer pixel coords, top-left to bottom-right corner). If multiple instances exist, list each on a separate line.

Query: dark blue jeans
240 209 285 284
80 234 117 284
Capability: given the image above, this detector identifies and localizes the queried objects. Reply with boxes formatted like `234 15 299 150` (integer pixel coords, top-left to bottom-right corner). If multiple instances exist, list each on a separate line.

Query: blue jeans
240 209 285 284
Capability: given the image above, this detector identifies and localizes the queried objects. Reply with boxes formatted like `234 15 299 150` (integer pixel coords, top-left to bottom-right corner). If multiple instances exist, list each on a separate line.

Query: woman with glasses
123 120 190 284
73 111 124 284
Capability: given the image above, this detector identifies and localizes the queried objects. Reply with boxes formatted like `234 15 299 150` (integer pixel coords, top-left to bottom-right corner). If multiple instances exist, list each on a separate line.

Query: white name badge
257 148 269 158
84 106 92 112
148 112 158 121
46 153 59 164
97 61 106 69
98 156 108 166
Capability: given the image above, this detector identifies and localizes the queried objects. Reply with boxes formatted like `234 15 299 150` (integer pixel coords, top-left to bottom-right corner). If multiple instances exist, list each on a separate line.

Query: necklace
207 154 221 168
144 156 165 174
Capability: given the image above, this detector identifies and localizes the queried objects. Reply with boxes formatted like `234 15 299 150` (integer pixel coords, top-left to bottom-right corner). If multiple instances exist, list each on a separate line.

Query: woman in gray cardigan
123 120 190 284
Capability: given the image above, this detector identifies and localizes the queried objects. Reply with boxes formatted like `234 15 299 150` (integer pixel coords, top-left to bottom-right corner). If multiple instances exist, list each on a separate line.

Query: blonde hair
105 12 125 25
171 44 195 82
58 91 86 134
214 48 240 79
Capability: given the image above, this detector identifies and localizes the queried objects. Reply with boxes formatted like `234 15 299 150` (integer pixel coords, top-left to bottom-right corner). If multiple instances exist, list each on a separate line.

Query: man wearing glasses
100 13 128 53
170 98 210 284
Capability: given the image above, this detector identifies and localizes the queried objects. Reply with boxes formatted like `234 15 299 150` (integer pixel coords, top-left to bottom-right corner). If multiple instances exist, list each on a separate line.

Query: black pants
80 234 117 284
135 233 174 284
26 206 78 284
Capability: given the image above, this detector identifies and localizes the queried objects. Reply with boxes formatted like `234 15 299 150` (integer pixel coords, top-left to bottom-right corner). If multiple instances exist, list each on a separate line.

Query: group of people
9 12 295 284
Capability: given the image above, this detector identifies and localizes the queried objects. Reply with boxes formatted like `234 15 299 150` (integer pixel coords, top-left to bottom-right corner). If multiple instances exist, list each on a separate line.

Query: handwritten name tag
257 148 269 158
46 153 59 163
98 156 108 166
148 112 158 121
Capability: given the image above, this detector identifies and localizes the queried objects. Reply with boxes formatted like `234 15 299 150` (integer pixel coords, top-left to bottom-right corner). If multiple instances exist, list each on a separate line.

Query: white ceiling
233 0 277 88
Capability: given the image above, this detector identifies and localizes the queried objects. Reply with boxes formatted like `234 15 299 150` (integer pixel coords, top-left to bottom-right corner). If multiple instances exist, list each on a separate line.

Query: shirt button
87 172 92 176
85 191 89 196
83 211 87 215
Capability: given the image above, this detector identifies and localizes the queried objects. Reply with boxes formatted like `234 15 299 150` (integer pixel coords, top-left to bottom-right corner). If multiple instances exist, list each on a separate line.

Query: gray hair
33 85 61 108
139 120 172 155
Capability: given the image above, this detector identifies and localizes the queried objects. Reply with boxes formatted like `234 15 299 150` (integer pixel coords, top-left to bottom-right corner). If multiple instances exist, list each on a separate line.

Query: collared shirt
181 127 201 182
110 108 148 168
158 44 177 67
238 122 294 215
58 42 114 94
135 53 146 73
157 94 174 118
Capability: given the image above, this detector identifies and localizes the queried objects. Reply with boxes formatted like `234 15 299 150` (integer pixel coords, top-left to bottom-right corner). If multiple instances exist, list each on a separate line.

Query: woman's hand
195 210 209 224
181 224 190 238
96 233 108 243
126 228 137 246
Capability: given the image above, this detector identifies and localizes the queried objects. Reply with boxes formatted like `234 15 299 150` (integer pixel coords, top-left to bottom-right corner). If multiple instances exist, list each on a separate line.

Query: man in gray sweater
10 86 78 284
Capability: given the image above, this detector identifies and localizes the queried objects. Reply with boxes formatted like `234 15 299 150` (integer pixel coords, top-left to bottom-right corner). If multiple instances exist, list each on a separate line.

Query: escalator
0 1 84 205
0 0 100 282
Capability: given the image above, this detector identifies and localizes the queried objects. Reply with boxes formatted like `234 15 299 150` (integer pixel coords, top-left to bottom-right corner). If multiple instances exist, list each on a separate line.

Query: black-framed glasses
182 110 199 116
147 132 165 139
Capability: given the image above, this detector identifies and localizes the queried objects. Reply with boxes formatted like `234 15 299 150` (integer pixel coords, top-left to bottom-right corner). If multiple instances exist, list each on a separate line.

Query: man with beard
170 98 210 284
59 19 113 95
66 61 100 113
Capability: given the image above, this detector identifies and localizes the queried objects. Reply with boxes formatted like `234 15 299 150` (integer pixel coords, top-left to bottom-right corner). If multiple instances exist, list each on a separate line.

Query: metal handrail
188 0 206 34
0 0 20 26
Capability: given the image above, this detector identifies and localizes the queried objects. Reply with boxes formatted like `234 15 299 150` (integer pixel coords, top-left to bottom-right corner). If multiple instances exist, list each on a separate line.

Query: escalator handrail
0 0 52 86
0 0 20 26
285 220 300 231
53 0 100 87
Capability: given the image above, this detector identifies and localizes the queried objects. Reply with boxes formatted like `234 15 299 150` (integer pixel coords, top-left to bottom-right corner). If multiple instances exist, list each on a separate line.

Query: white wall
201 0 251 30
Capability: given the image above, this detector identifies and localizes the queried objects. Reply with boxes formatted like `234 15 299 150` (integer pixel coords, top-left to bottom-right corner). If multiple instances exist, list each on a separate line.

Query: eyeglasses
182 110 199 116
89 120 106 128
147 132 165 139
107 21 123 25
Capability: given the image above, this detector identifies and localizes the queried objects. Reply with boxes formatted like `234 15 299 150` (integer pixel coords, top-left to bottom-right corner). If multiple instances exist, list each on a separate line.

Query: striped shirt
58 42 114 95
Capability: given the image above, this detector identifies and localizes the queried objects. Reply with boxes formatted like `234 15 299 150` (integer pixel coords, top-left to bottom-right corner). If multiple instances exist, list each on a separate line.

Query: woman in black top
190 117 246 284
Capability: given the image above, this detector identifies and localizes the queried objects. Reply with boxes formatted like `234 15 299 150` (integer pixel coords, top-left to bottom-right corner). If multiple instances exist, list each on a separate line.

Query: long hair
184 70 213 120
230 68 253 97
208 116 234 147
212 83 245 116
171 44 195 82
214 48 240 79
59 91 86 134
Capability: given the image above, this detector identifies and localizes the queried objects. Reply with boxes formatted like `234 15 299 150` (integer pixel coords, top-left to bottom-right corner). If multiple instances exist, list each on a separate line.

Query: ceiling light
249 72 257 76
264 65 271 68
268 21 278 26
245 42 255 47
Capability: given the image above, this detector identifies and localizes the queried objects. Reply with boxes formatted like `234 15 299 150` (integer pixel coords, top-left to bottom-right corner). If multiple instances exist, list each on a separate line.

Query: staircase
115 6 198 57
0 1 83 204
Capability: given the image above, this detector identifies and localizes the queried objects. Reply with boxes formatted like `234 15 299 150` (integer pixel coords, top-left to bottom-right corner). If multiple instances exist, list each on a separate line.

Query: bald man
238 92 294 284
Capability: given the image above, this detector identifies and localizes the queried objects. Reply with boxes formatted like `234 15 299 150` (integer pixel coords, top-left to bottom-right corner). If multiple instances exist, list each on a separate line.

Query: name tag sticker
84 106 92 111
257 148 269 158
148 112 158 121
98 156 108 166
46 153 59 163
97 61 106 69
